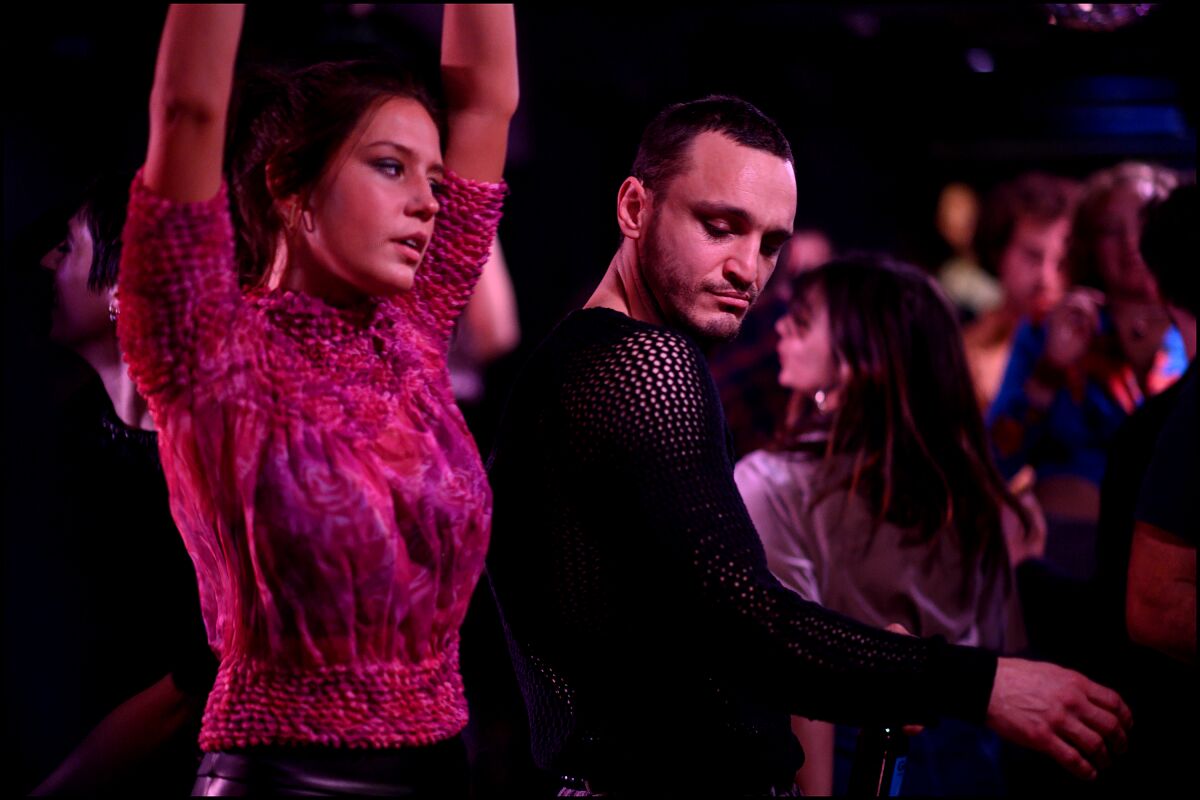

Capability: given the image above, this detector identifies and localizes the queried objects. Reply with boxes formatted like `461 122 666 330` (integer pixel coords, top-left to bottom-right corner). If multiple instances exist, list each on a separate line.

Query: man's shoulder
552 308 709 382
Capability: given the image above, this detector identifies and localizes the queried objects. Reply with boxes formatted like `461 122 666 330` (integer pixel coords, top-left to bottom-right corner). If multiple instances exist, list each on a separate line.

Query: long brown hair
778 255 1028 560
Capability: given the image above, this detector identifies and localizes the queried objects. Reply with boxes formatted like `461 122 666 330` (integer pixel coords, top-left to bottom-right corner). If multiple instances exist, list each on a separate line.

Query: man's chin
686 312 744 345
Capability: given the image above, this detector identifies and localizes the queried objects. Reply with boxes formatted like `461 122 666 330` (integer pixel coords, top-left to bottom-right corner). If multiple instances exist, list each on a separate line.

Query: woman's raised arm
440 4 518 183
144 4 244 202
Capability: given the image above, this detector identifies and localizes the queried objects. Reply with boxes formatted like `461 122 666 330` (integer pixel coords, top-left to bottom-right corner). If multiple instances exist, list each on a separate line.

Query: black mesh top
486 308 997 791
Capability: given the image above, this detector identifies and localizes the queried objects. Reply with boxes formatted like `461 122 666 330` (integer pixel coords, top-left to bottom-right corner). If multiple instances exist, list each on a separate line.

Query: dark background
3 3 1195 791
5 4 1196 346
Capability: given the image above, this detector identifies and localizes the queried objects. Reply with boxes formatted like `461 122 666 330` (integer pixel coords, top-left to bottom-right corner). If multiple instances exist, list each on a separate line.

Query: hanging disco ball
1044 4 1157 31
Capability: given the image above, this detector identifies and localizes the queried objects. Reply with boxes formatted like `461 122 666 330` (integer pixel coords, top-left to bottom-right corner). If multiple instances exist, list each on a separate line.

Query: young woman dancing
117 5 516 795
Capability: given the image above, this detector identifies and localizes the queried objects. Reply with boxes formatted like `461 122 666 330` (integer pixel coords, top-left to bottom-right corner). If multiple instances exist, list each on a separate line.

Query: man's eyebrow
695 202 792 238
364 140 444 175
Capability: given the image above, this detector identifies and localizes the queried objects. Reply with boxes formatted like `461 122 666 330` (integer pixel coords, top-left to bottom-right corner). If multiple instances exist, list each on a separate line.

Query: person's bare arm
460 239 520 363
144 4 244 201
31 674 202 795
791 716 834 796
1126 521 1197 664
441 4 518 182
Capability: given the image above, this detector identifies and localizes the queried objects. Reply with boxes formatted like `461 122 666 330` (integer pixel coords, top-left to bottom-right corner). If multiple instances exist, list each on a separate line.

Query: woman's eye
56 239 71 255
430 180 446 195
374 160 403 178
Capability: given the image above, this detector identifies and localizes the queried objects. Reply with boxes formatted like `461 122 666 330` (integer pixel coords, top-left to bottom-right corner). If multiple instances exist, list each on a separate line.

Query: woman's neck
76 336 154 431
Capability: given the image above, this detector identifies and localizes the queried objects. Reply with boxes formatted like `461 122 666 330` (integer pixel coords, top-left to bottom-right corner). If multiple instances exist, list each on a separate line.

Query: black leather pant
192 737 468 797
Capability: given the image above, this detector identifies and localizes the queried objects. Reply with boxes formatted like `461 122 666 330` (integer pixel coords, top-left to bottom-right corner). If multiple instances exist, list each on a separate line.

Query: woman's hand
1043 288 1104 371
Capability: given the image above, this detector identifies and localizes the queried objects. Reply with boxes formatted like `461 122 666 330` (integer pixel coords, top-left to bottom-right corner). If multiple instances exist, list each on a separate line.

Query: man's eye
704 222 732 237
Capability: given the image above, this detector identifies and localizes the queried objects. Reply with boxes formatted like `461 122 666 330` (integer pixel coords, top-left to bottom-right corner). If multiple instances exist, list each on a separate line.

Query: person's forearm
31 674 202 795
461 239 520 363
146 4 244 201
1127 522 1197 664
791 716 834 796
441 4 519 117
440 4 517 182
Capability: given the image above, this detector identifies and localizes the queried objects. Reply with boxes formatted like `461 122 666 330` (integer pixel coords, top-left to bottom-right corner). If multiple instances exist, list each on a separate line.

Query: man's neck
585 240 666 326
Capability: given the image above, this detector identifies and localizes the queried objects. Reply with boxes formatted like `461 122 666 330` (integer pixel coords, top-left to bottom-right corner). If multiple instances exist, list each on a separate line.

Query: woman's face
40 212 110 347
776 286 839 396
287 96 444 302
1093 184 1159 302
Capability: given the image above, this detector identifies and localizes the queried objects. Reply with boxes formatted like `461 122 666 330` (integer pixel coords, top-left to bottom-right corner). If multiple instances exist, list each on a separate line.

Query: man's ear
616 176 651 240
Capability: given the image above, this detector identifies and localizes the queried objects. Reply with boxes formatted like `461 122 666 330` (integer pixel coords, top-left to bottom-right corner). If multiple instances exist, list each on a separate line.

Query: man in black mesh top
486 96 1131 797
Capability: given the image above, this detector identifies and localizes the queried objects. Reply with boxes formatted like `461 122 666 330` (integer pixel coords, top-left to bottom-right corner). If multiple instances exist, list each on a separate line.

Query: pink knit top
117 170 505 750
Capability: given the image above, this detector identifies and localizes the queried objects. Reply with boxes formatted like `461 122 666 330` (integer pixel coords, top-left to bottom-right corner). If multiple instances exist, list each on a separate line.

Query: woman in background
736 255 1028 796
30 173 214 795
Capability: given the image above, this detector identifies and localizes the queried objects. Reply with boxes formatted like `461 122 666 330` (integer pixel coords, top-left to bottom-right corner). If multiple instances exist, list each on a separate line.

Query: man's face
640 132 796 343
998 214 1070 319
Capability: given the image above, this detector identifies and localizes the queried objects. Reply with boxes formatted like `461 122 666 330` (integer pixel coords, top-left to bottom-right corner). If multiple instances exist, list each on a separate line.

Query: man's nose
724 243 758 290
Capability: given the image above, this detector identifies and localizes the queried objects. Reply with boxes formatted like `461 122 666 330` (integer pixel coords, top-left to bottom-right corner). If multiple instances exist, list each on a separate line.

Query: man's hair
973 172 1080 276
630 95 792 194
1140 182 1199 317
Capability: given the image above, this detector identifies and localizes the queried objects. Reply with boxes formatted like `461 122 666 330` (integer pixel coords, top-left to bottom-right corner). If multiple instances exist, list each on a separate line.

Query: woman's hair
778 254 1028 559
1064 161 1179 290
75 171 134 292
226 59 443 285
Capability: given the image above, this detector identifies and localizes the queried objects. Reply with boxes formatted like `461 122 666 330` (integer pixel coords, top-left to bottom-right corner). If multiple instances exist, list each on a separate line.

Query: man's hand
987 658 1132 780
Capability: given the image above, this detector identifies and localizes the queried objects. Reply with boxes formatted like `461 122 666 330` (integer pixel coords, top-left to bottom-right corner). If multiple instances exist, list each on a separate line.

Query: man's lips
712 291 752 311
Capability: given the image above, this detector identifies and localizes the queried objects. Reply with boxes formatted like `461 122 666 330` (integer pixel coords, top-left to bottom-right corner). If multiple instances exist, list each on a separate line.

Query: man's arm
1126 521 1197 664
583 327 1129 780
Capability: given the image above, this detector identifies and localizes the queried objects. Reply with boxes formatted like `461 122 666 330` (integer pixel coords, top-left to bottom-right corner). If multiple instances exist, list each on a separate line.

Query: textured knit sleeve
116 172 242 405
405 170 506 344
734 452 822 605
564 328 997 726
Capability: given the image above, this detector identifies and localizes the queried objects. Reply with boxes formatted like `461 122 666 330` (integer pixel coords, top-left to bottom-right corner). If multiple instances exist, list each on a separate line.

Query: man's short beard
641 216 748 345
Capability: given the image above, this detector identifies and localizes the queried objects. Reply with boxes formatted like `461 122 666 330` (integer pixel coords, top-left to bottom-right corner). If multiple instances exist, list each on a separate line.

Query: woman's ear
616 177 651 240
106 286 120 324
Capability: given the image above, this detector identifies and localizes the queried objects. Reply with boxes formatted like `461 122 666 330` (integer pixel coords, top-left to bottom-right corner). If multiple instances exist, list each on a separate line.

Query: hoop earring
108 297 120 323
285 203 300 232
